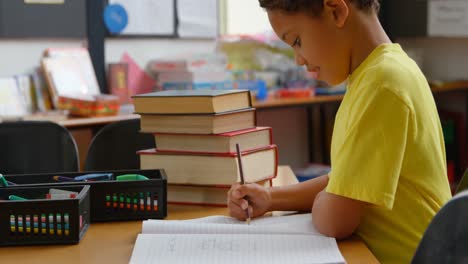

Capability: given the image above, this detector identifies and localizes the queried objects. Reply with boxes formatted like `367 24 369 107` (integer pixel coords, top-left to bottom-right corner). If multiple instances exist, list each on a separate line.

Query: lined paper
143 214 320 236
131 214 345 264
130 234 345 264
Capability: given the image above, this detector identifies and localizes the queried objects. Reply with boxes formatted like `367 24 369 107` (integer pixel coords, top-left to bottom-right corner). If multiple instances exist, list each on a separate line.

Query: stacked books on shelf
133 89 278 207
0 69 54 119
147 56 231 91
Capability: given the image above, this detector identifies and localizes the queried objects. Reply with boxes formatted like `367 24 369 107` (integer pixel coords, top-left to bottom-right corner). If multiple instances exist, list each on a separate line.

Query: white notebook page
131 214 345 264
142 214 320 236
130 233 345 264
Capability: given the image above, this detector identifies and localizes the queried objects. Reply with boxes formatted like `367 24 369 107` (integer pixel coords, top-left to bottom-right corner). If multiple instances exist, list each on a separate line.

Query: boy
227 1 452 263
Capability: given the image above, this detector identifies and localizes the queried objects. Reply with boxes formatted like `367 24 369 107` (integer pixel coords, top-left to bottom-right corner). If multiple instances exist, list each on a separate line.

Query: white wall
225 0 271 35
0 38 216 78
398 37 468 81
105 38 216 67
0 39 84 77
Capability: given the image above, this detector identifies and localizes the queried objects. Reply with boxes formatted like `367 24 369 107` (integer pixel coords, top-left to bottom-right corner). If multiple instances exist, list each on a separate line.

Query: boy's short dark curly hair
259 0 380 15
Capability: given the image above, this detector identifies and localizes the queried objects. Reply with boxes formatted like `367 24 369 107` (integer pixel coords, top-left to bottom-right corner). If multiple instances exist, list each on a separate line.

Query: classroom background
0 0 466 184
0 0 467 263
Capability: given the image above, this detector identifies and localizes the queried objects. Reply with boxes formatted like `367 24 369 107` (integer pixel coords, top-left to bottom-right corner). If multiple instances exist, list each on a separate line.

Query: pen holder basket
0 185 90 246
2 169 167 222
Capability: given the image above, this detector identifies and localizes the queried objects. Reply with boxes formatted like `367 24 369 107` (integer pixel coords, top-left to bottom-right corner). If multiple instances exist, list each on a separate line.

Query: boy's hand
227 183 272 221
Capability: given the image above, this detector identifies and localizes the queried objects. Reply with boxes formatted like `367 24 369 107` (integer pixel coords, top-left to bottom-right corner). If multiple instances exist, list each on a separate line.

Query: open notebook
130 214 346 264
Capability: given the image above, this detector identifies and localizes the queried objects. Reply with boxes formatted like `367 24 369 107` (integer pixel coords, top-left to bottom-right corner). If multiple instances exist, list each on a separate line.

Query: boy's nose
295 52 307 66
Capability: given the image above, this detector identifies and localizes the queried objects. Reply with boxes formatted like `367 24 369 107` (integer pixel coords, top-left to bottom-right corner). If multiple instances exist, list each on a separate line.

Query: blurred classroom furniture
26 83 466 171
0 121 79 174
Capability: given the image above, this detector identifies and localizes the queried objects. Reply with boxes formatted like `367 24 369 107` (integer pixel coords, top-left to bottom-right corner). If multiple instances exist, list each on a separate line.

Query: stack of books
147 58 230 90
133 89 278 207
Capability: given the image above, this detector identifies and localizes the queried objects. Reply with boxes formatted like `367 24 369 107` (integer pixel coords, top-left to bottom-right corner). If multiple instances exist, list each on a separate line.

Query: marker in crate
0 174 16 187
64 213 70 236
105 174 151 211
74 173 113 181
33 215 39 234
41 214 47 234
9 215 15 232
9 195 28 201
116 174 149 181
46 189 79 199
26 215 31 233
53 173 113 182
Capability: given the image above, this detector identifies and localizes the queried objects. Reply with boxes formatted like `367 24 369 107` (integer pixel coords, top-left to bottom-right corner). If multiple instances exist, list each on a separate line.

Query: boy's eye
292 37 301 48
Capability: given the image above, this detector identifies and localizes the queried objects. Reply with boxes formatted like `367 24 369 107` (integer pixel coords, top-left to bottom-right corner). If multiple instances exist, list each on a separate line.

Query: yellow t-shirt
326 43 452 264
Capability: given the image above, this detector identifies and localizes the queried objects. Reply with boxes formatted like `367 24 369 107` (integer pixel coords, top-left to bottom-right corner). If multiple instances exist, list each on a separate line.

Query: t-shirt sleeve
326 88 412 210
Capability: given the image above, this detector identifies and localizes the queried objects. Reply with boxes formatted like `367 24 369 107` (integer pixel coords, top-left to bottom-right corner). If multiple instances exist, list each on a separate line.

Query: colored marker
146 197 152 211
75 173 113 181
0 174 14 186
41 214 46 234
18 215 23 233
139 193 144 211
133 196 138 210
153 198 159 211
0 174 8 187
9 195 28 201
119 195 125 209
33 215 39 234
10 215 15 232
26 215 31 233
105 195 111 207
113 194 118 208
64 213 70 236
57 213 62 235
126 197 131 209
49 213 55 235
53 176 76 182
116 174 149 181
6 180 16 186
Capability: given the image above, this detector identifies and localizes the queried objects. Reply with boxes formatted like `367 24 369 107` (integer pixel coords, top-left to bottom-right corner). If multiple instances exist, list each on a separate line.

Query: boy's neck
348 12 392 75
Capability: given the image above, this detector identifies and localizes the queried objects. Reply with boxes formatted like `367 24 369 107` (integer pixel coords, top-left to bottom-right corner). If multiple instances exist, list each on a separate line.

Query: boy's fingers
231 184 255 199
228 201 247 220
228 193 249 210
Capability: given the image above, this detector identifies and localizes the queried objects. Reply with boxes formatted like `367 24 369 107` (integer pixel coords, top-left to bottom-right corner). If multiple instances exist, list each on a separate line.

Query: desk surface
0 167 379 264
0 207 378 264
58 114 141 128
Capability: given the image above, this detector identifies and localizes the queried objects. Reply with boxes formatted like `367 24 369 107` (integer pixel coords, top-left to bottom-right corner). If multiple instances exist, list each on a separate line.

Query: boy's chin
321 73 348 87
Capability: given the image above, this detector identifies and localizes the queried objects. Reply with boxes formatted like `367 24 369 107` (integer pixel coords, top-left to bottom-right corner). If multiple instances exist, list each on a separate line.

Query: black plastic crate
0 185 90 246
2 169 167 222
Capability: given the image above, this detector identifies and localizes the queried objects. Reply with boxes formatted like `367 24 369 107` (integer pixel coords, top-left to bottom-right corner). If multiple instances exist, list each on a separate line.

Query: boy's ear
323 0 349 28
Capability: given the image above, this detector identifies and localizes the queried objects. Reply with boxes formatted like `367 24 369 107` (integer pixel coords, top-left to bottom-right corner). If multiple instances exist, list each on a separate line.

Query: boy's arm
269 175 366 239
268 175 329 211
230 175 366 239
313 190 366 239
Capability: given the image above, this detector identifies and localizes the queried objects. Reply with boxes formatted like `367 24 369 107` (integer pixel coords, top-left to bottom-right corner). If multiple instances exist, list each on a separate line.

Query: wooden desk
0 166 379 264
58 114 140 129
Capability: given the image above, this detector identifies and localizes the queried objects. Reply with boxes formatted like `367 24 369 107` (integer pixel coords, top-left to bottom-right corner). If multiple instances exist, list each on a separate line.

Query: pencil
236 143 251 225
